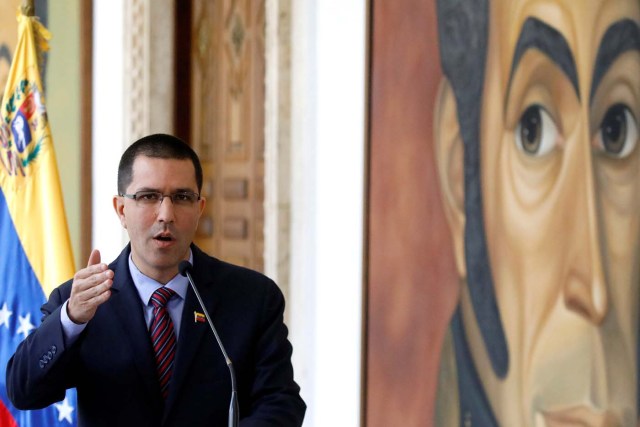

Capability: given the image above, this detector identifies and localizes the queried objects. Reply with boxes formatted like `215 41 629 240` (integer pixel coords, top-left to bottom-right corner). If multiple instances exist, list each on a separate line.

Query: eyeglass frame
119 190 201 206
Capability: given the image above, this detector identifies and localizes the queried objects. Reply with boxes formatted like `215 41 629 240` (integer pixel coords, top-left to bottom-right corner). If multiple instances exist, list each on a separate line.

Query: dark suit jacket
7 244 306 426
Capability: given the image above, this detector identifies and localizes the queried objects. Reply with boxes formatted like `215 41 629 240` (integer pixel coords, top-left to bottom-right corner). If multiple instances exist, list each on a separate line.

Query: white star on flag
54 396 75 423
16 312 35 339
0 302 12 329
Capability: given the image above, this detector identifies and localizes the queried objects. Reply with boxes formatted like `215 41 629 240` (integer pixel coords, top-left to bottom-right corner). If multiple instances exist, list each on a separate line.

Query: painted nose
562 133 608 325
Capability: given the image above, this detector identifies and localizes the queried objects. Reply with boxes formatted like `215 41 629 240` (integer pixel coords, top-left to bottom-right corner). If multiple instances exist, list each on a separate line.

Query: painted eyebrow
590 19 640 105
505 17 580 106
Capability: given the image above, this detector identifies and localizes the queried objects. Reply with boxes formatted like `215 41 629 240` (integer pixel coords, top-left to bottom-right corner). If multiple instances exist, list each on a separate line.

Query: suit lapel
107 246 163 405
163 249 222 418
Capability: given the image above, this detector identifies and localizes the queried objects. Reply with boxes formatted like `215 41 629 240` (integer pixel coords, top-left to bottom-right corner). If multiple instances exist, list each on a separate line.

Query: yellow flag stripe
0 13 75 296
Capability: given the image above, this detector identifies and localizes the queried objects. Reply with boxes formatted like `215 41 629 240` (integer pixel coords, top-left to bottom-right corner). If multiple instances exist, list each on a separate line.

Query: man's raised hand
67 249 114 324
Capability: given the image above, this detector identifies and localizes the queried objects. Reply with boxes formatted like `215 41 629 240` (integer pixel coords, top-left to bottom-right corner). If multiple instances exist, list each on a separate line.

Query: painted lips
541 406 619 427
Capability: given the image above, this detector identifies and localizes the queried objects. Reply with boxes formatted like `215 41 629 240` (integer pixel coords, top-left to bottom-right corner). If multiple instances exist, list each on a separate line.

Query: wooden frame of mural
366 0 457 425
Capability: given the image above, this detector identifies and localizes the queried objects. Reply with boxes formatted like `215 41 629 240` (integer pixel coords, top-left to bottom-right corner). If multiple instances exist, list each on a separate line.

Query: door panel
190 0 265 271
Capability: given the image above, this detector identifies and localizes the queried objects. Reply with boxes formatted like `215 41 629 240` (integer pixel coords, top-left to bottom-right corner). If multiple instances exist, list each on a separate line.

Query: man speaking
6 133 306 426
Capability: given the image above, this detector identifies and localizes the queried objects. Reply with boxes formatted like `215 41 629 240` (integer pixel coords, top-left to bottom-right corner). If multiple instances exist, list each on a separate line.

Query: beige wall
47 0 82 270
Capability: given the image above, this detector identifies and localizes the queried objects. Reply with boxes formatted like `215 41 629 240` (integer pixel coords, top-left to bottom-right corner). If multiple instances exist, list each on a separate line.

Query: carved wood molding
123 0 175 144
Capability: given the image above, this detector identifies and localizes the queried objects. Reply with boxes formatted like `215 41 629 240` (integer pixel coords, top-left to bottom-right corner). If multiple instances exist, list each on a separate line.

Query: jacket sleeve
240 280 306 427
6 283 79 409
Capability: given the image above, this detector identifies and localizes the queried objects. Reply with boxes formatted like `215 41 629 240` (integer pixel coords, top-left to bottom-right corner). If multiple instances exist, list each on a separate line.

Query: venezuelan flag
0 11 78 427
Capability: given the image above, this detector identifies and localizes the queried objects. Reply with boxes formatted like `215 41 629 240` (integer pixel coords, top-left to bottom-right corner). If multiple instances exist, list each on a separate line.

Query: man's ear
113 196 127 229
197 196 206 216
434 78 466 279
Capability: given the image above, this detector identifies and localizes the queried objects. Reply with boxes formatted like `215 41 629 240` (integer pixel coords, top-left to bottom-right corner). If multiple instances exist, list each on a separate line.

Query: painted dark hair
435 0 509 378
117 133 203 194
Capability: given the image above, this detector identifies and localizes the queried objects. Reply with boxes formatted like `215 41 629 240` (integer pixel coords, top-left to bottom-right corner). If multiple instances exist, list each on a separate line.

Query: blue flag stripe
0 189 77 426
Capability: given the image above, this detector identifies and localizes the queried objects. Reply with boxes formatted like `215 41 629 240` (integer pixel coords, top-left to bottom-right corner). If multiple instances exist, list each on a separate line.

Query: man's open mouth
154 232 174 242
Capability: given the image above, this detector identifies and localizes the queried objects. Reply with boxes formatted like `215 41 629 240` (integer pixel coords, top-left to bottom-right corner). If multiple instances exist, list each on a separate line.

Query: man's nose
156 195 176 222
562 130 608 325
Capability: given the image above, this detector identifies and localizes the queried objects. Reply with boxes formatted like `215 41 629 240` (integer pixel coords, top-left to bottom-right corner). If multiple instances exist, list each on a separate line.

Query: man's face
113 156 205 284
457 0 640 425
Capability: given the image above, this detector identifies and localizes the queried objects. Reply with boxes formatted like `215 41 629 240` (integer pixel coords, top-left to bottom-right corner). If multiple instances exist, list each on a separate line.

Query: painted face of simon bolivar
434 0 640 425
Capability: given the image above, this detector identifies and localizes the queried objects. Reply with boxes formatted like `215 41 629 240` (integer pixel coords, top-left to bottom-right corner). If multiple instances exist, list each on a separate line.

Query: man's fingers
68 277 113 324
71 268 113 304
87 249 101 267
75 277 113 300
68 249 112 323
74 263 112 281
84 288 112 306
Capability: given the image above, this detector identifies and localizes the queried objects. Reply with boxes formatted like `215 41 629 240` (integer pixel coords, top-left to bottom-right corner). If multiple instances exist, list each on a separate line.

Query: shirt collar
128 251 192 306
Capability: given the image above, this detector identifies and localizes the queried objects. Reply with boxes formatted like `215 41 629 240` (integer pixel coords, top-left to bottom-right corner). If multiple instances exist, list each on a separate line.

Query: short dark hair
117 133 203 194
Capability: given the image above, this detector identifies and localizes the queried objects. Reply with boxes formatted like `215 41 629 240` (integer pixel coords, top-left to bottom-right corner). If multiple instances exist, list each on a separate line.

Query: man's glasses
120 191 201 206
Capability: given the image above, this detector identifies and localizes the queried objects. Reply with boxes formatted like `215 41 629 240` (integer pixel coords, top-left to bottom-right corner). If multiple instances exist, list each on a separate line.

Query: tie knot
151 287 176 309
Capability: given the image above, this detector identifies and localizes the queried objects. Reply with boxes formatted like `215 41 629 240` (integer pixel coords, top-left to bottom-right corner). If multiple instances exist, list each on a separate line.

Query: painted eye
596 104 638 159
515 105 559 156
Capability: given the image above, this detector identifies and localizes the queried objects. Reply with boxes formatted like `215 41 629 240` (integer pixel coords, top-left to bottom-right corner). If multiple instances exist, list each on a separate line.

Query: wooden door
189 0 265 271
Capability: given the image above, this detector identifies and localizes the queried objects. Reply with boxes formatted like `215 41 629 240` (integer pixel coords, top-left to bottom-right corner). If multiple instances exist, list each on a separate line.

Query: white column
264 0 292 299
289 1 366 425
92 0 127 263
92 0 175 263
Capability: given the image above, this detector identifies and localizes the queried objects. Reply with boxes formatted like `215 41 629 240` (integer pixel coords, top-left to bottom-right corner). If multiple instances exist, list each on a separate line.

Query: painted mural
0 1 47 103
433 0 640 426
0 1 21 102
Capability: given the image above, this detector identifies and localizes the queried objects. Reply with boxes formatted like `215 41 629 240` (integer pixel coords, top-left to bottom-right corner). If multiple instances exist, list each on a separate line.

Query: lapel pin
194 311 206 323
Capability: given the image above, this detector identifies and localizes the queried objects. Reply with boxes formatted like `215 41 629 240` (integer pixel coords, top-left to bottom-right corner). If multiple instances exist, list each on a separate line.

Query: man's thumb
87 249 101 267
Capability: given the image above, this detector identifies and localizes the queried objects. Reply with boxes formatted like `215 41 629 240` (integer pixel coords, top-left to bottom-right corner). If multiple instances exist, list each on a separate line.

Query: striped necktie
150 287 177 400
